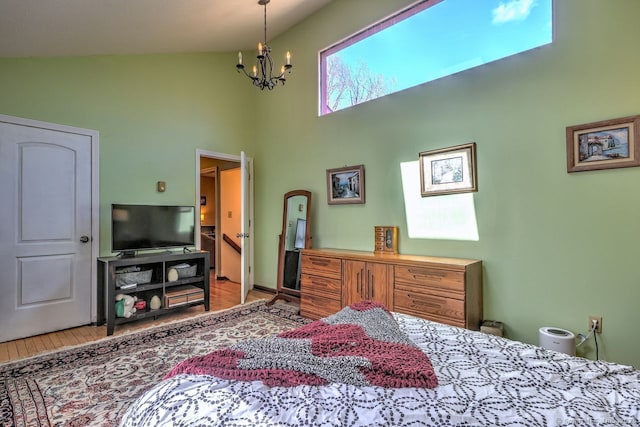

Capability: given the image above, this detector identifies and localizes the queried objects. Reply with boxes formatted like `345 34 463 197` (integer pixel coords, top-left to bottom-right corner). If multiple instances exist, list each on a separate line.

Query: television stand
97 250 210 335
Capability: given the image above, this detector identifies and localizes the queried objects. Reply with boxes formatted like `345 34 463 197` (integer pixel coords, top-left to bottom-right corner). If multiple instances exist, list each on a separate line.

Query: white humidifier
539 327 576 356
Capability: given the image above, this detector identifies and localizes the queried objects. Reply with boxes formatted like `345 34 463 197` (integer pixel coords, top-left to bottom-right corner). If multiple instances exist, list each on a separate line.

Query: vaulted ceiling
0 0 332 58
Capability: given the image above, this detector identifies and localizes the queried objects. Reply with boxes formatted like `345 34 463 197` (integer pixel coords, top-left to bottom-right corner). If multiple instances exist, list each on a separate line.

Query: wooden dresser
299 248 482 330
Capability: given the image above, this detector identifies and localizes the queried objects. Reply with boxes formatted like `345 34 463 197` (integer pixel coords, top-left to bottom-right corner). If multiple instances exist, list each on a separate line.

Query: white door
0 116 96 342
240 151 254 304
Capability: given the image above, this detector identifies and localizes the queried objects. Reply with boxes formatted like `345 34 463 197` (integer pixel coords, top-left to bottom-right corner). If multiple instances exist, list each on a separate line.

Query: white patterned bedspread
120 313 640 427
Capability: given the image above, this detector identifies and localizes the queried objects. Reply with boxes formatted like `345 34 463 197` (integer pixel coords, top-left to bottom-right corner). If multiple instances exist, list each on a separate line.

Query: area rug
0 300 309 427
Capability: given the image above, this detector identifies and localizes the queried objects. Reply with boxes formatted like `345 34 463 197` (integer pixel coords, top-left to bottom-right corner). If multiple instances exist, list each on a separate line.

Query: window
319 0 553 115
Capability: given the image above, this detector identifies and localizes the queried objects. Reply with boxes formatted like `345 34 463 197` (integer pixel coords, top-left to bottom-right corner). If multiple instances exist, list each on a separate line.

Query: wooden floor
0 275 287 364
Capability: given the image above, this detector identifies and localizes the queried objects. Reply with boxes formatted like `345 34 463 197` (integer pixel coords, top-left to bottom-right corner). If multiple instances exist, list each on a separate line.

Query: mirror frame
272 189 312 303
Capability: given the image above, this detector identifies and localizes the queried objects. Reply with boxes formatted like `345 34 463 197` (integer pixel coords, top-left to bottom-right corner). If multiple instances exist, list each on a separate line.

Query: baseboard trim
253 284 276 294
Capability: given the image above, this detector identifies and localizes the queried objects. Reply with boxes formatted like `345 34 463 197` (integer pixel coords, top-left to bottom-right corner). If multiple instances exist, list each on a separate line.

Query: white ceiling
0 0 332 58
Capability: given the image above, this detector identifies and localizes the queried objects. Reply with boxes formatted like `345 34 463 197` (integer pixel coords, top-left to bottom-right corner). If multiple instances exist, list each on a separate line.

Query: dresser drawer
394 290 465 323
395 282 463 300
395 265 465 292
300 273 341 299
300 293 341 320
301 254 342 279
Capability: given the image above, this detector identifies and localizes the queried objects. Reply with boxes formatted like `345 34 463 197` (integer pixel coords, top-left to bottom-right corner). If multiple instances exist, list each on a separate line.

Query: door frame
195 149 254 300
0 113 100 322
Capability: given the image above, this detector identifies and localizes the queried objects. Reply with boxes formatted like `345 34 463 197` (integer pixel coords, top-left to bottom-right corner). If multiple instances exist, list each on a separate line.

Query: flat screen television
112 204 195 254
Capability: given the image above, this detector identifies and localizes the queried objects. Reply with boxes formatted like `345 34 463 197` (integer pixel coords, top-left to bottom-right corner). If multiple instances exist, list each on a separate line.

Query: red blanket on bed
165 301 438 389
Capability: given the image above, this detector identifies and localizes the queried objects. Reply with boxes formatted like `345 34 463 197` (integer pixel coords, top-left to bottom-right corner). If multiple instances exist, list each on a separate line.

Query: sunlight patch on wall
400 161 479 241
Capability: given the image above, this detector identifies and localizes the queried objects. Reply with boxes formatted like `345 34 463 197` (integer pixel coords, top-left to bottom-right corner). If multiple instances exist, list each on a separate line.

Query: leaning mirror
268 190 311 304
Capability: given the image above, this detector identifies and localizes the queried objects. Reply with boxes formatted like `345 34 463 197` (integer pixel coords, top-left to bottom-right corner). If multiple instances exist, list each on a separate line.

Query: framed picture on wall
566 115 640 173
419 143 477 197
326 164 365 205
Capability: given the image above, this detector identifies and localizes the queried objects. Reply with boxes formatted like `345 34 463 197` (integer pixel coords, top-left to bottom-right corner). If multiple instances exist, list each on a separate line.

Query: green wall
252 0 640 368
0 0 638 368
0 53 255 253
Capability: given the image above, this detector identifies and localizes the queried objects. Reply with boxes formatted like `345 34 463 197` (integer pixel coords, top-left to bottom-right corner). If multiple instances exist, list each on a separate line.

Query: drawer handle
309 258 330 266
407 293 441 309
363 268 367 299
407 268 446 279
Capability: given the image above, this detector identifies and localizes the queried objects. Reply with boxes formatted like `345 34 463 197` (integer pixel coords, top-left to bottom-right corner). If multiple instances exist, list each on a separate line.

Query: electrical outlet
589 315 602 333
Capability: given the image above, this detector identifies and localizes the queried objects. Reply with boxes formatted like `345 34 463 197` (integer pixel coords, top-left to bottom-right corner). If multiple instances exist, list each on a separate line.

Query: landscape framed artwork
566 115 640 173
419 143 477 197
326 164 365 205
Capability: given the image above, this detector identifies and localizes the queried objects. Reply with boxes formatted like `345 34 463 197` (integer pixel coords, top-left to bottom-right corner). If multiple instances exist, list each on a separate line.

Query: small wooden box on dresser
299 248 483 330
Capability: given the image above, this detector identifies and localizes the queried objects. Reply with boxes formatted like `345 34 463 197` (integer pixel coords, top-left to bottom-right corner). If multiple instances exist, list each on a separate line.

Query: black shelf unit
97 250 210 336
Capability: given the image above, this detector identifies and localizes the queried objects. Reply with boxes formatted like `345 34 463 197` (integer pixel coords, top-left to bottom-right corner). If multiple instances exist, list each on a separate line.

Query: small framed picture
326 164 365 205
566 115 640 173
419 143 477 197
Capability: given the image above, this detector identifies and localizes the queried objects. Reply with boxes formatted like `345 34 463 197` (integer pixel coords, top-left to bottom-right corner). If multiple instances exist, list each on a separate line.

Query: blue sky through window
321 0 553 114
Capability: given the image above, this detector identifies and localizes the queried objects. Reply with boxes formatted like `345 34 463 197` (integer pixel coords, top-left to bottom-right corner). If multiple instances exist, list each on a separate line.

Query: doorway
196 150 253 304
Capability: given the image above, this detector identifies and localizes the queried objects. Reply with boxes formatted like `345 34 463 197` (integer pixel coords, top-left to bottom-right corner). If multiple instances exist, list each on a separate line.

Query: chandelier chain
263 1 267 44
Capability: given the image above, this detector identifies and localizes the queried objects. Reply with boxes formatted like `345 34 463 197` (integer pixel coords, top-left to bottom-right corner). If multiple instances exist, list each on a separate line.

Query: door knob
80 235 90 243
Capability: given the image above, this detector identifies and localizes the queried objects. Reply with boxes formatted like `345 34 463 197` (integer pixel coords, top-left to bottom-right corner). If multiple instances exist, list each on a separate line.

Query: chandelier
236 0 292 90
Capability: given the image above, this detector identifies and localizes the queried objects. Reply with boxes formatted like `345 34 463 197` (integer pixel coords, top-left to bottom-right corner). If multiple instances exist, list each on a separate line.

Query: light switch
157 181 166 192
227 211 232 218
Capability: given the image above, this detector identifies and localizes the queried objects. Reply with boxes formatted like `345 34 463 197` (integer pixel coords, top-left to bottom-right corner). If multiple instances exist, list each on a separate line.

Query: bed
120 302 640 426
